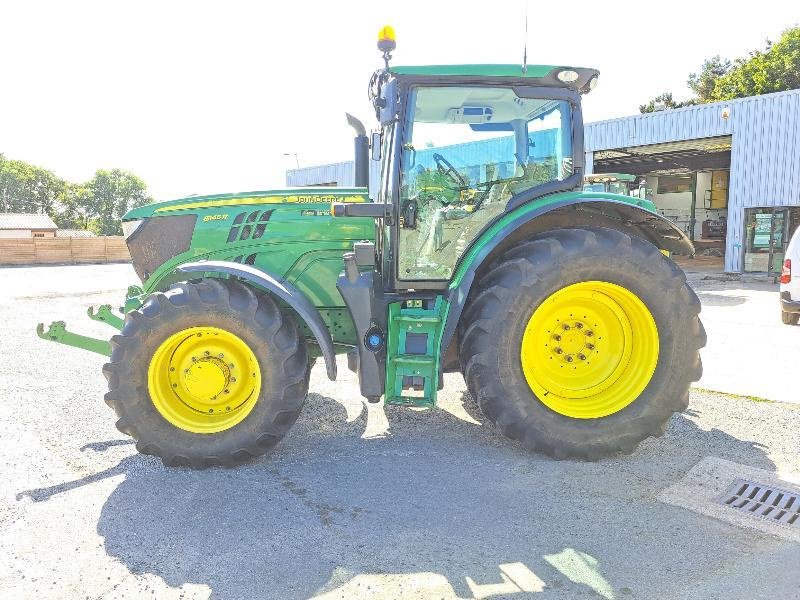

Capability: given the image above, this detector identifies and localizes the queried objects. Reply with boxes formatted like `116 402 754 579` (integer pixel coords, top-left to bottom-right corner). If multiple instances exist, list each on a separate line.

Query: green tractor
38 29 704 467
583 172 650 200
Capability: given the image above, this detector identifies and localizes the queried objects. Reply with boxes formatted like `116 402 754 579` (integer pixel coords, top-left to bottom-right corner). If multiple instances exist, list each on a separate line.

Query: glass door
743 207 789 273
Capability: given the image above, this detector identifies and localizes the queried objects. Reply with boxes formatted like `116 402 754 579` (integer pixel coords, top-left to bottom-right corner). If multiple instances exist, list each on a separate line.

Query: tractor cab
365 61 598 287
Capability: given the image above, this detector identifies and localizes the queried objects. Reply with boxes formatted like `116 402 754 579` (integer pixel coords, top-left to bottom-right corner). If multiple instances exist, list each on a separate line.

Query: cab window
398 86 573 280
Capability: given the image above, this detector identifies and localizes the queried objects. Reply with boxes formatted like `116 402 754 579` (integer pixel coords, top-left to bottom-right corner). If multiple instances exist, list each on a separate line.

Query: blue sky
1 0 796 200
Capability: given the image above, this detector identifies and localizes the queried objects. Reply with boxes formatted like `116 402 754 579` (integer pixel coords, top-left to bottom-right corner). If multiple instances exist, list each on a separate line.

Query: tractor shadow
18 389 779 599
694 291 748 307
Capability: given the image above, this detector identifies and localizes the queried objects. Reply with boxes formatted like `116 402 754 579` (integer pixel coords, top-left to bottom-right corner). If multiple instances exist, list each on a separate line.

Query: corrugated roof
56 229 96 238
0 212 58 230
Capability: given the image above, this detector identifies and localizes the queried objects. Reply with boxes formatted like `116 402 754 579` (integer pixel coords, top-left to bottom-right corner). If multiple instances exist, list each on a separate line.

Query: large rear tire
459 227 705 460
103 278 309 468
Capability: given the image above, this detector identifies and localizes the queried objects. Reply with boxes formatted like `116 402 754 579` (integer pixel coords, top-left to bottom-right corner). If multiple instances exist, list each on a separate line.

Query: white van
780 227 800 325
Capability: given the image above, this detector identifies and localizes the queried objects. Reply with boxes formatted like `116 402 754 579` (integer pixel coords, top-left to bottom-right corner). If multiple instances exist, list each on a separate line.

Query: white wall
647 175 693 237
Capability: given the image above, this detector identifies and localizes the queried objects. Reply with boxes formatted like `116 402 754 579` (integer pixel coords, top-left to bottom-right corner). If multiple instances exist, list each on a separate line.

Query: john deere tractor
38 28 704 467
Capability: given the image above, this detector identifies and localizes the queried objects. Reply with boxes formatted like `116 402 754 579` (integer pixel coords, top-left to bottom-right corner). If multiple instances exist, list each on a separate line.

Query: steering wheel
433 153 468 188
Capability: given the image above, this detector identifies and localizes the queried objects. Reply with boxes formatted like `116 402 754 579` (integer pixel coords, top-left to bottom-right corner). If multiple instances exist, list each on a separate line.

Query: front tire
103 278 309 468
459 227 706 460
781 310 799 325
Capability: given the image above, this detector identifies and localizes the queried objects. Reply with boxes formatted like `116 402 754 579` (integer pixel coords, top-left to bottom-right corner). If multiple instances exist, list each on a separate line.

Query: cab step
385 297 448 408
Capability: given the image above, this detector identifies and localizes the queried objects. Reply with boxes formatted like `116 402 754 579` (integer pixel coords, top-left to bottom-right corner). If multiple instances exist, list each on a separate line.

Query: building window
657 175 693 194
743 207 799 273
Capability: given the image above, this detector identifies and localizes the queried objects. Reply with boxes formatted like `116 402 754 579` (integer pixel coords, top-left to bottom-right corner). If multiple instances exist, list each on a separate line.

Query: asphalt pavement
1 263 798 600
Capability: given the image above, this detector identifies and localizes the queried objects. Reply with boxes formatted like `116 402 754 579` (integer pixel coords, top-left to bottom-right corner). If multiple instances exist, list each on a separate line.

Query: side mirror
371 132 382 161
379 78 398 125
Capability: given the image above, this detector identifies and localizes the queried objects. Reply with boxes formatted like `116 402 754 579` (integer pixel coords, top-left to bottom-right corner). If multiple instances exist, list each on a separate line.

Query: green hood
123 187 369 220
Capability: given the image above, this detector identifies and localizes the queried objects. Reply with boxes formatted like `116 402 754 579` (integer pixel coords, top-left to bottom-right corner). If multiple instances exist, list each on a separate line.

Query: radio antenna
522 1 528 74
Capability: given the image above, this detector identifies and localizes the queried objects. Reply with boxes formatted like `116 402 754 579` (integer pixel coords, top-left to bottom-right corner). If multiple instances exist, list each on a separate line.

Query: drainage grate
719 479 800 526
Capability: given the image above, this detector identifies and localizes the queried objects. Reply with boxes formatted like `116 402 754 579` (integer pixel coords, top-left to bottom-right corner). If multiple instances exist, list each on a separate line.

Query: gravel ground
1 263 798 600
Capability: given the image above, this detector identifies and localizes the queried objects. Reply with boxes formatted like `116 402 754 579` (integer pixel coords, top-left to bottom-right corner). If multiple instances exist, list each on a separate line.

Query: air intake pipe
346 113 369 188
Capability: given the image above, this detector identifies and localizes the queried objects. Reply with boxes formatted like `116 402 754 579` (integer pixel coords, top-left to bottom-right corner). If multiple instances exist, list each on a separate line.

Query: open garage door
592 136 732 261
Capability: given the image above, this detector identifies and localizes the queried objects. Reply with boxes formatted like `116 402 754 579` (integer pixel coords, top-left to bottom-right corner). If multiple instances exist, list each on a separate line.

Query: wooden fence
0 237 130 265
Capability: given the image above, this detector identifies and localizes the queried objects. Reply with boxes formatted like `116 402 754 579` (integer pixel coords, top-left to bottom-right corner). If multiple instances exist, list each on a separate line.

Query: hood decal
155 194 367 213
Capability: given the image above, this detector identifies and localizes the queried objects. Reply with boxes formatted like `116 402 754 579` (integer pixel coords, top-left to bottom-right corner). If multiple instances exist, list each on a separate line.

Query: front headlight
556 69 580 83
121 219 144 239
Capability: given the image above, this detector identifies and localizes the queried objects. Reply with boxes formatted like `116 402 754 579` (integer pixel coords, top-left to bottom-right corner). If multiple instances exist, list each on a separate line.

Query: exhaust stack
346 113 369 189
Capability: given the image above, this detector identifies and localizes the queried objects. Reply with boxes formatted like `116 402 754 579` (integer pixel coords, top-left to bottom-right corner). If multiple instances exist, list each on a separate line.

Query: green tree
639 92 695 114
638 26 800 110
54 184 93 230
710 27 800 101
0 154 67 214
85 169 152 235
688 55 732 102
0 154 153 234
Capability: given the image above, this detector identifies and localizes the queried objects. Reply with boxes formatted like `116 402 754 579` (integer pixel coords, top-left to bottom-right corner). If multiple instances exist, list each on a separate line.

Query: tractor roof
391 64 556 77
388 64 599 92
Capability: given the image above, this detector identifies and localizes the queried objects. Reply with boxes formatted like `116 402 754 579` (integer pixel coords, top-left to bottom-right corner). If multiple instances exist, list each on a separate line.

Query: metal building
287 89 800 273
586 89 800 273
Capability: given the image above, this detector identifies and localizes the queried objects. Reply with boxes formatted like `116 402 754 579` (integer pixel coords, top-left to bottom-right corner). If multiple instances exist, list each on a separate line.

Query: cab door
392 85 576 289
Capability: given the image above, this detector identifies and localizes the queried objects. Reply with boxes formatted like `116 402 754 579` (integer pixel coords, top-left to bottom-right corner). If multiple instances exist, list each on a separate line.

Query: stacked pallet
105 237 131 261
0 239 37 264
71 238 108 263
33 238 72 263
0 237 131 265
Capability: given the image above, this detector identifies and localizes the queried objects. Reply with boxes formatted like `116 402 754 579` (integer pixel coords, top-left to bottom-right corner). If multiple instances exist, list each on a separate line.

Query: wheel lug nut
169 367 175 372
575 322 583 329
578 353 586 361
224 389 230 394
230 377 237 383
171 383 177 388
218 353 224 358
553 334 562 341
555 348 563 354
204 351 210 356
586 343 595 350
565 355 574 362
585 330 594 337
562 324 570 331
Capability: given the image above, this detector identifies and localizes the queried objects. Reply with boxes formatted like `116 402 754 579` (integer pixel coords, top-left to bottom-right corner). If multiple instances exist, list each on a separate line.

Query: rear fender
177 261 337 380
440 197 694 364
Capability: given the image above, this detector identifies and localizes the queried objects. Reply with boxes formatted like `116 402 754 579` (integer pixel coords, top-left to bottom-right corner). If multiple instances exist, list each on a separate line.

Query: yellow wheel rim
520 281 659 419
147 326 261 433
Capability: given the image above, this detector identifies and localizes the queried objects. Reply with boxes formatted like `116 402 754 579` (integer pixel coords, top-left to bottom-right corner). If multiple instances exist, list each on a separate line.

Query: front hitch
36 321 111 356
87 304 124 330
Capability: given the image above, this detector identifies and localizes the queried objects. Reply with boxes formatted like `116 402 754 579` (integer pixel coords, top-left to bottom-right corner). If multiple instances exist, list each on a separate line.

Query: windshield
402 88 573 200
397 86 574 280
